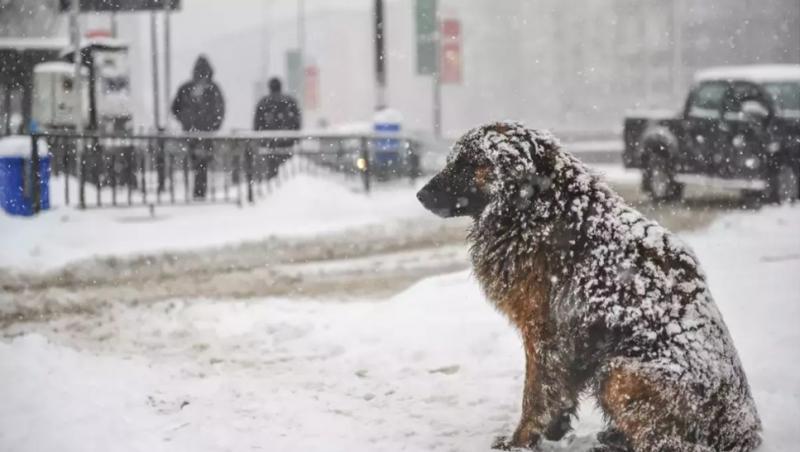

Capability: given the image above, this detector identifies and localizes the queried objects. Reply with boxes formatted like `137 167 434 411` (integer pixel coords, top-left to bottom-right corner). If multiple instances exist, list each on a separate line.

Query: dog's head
417 121 562 219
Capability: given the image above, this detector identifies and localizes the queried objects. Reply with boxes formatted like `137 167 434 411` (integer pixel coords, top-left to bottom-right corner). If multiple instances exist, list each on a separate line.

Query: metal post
141 150 147 204
432 1 442 137
154 139 161 203
70 0 85 209
360 137 371 193
126 147 132 205
110 12 118 38
642 4 653 106
245 141 254 203
63 139 70 205
374 0 387 109
30 135 40 214
150 11 161 131
164 8 172 130
94 139 101 207
261 1 271 83
183 143 190 203
169 153 175 204
672 0 684 98
235 150 243 207
79 139 86 209
2 85 11 135
297 0 306 111
110 148 117 206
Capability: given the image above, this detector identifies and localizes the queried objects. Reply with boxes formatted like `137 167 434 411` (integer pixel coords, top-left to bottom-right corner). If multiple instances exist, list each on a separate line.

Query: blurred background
2 0 798 136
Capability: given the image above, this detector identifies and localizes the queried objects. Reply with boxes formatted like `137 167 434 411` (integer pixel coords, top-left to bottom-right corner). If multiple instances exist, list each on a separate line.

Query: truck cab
623 65 800 203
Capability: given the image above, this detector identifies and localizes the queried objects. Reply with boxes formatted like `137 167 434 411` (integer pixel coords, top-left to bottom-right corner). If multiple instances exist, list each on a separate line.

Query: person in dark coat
253 77 301 180
171 55 225 199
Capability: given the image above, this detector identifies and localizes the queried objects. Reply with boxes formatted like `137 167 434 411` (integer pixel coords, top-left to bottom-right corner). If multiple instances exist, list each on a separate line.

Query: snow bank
0 205 798 451
0 172 428 271
0 135 49 158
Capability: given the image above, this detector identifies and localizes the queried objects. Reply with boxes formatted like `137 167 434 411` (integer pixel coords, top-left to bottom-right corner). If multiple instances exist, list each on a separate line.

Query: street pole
672 0 684 98
432 1 441 137
261 1 270 90
374 0 386 110
70 0 85 208
70 2 83 135
150 11 161 131
164 7 172 130
643 6 653 107
297 0 306 112
110 12 118 37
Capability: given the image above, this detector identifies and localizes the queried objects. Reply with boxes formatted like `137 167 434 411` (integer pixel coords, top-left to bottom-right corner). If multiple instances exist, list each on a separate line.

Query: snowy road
1 206 799 451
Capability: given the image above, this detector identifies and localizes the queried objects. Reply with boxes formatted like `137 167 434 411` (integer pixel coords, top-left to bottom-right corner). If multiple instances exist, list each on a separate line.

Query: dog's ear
486 122 513 135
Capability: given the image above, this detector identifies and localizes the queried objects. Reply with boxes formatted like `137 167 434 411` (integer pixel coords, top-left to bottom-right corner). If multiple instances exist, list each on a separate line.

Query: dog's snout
416 188 427 203
416 185 436 207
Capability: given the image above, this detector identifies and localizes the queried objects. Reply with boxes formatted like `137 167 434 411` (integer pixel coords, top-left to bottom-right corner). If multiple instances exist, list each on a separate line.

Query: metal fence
27 130 422 213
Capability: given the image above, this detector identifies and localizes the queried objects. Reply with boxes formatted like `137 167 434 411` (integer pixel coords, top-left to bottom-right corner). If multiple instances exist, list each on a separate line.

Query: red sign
440 19 461 84
304 66 319 111
85 29 113 39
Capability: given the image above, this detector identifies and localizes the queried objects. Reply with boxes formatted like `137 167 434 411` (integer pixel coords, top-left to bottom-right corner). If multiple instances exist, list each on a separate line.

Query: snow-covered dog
416 122 761 451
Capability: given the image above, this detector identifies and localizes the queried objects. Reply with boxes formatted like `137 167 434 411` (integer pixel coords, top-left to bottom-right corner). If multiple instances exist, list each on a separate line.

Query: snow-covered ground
1 204 798 451
0 173 428 272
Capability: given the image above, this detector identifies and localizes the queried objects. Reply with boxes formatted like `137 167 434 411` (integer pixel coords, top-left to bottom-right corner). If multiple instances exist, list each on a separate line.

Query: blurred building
1 0 798 136
415 0 800 136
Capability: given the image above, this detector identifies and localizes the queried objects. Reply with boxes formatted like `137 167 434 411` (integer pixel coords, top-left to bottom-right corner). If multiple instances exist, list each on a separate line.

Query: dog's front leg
513 347 547 448
495 338 574 450
494 341 548 450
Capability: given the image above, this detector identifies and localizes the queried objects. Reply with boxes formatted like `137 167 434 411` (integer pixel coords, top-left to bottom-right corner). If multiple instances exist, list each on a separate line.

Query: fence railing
28 130 422 213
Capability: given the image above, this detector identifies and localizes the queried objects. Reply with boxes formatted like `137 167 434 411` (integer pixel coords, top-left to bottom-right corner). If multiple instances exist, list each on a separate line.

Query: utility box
0 136 50 216
372 108 404 178
32 62 90 129
92 46 133 132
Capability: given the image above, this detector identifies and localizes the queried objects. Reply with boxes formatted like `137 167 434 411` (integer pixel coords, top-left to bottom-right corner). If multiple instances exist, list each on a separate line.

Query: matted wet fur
416 122 761 451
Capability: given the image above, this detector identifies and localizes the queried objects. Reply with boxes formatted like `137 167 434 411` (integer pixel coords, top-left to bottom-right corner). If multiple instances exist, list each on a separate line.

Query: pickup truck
623 65 800 203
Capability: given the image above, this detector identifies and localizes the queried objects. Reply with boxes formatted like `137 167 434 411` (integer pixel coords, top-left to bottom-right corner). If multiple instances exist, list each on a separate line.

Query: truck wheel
768 163 799 204
645 154 683 202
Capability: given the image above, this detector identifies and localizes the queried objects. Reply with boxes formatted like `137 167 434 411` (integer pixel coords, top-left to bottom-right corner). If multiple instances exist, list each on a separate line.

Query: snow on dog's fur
416 121 761 451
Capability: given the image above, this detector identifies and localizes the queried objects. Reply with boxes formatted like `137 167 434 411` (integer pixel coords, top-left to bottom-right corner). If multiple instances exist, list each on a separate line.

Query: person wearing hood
253 77 301 181
171 55 225 199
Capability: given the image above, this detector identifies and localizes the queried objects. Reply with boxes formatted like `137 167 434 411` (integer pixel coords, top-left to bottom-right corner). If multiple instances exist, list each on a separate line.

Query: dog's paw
594 428 632 452
491 434 540 451
491 436 516 450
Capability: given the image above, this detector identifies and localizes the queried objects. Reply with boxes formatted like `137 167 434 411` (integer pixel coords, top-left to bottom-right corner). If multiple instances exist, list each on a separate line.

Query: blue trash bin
0 136 50 216
372 109 403 174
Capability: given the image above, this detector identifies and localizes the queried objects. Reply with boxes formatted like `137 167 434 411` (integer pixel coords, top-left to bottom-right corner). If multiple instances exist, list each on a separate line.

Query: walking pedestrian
253 77 301 180
171 55 225 199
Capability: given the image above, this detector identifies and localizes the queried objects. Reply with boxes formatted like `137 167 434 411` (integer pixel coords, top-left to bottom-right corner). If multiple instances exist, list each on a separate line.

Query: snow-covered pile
0 172 428 272
0 206 798 451
0 135 48 158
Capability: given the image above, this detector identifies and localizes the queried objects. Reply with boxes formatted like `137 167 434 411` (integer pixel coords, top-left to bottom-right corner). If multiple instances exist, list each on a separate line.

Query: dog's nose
416 188 428 204
417 187 436 207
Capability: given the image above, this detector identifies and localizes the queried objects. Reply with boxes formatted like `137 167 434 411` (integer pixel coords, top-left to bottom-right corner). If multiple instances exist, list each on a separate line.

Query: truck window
687 82 728 119
725 83 764 113
720 82 771 120
763 82 800 118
